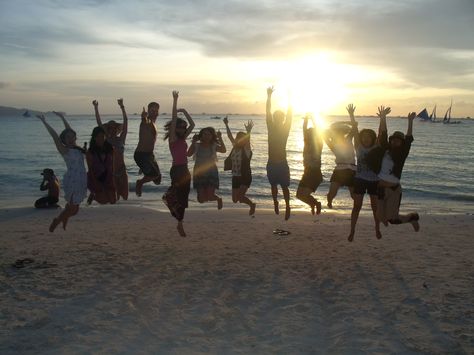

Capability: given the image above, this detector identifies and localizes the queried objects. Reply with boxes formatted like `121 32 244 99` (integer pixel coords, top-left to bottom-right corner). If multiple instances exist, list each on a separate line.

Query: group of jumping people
36 87 420 239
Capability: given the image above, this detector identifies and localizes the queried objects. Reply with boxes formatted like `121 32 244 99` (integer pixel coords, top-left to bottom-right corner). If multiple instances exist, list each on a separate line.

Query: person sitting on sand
347 104 381 242
162 91 195 237
368 107 420 232
187 126 226 209
324 121 356 208
86 126 116 205
134 101 161 197
265 86 292 220
223 116 256 216
296 114 323 216
35 168 60 209
36 112 87 232
92 98 129 201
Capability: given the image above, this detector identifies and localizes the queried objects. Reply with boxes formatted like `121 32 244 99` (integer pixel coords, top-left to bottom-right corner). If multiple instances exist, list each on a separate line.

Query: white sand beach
1 205 473 354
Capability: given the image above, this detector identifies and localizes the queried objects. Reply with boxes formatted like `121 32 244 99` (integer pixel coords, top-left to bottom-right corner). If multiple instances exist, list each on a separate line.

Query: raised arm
37 114 68 155
92 100 103 127
117 98 128 141
187 134 198 157
406 111 415 137
244 120 254 135
169 90 179 143
177 108 195 138
53 111 72 130
223 116 235 145
216 130 226 153
266 86 274 126
346 104 360 148
376 106 391 148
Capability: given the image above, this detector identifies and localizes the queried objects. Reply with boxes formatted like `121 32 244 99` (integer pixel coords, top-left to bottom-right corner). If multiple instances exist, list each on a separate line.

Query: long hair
59 128 86 154
88 126 113 154
163 118 187 140
198 127 217 144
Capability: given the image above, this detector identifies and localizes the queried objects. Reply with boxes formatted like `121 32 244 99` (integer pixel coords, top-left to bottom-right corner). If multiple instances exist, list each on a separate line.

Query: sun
269 53 350 120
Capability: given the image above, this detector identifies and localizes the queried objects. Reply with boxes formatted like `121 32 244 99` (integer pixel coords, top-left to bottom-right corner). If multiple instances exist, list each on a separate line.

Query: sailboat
429 105 437 121
417 106 437 122
443 100 461 124
22 110 31 117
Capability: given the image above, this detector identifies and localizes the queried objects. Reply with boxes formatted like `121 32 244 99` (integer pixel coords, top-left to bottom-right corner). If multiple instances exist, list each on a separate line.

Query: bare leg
135 175 156 197
348 194 363 242
369 194 382 239
327 182 340 209
177 221 186 237
49 203 79 232
296 186 316 215
271 185 279 214
282 186 290 220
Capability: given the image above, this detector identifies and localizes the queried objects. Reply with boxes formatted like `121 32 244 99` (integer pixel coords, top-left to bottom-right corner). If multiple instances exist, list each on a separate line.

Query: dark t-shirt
267 122 290 163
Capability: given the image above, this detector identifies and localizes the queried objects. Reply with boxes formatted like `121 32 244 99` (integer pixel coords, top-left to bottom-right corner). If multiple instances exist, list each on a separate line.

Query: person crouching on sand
265 86 293 220
86 126 116 205
223 116 256 216
35 168 60 209
163 91 195 237
347 104 381 242
92 98 129 201
187 126 226 209
296 114 323 216
368 107 420 232
36 112 87 232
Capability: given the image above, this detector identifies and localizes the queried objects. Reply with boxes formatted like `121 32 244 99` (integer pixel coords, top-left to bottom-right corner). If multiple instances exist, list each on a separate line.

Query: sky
1 0 474 117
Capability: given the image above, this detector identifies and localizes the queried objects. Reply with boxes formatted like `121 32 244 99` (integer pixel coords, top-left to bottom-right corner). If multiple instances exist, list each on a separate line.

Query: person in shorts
35 168 60 208
296 115 323 215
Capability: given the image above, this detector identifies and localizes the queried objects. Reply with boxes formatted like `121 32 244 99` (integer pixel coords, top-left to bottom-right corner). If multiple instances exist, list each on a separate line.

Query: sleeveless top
169 139 188 166
355 146 378 181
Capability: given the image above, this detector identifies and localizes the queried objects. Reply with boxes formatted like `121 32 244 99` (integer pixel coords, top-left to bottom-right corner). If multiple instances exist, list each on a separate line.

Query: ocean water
0 113 473 214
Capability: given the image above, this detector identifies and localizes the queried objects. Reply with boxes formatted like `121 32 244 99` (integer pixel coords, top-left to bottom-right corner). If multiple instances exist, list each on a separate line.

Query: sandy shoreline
1 205 473 354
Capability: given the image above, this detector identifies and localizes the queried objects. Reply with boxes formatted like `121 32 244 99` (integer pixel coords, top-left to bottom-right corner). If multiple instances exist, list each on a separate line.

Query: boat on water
443 101 461 124
210 116 221 120
22 110 31 117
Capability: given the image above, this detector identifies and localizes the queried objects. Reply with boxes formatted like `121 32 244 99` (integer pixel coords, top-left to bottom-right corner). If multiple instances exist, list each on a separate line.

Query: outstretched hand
117 98 124 108
346 103 356 116
222 116 229 125
141 106 147 120
377 106 391 119
267 86 274 96
407 112 416 121
53 111 65 119
92 100 98 107
244 120 254 133
172 90 179 100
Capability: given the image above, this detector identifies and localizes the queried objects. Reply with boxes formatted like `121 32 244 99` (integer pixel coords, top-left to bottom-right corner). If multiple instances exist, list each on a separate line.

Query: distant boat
429 105 437 121
443 100 461 124
210 116 221 120
22 110 31 117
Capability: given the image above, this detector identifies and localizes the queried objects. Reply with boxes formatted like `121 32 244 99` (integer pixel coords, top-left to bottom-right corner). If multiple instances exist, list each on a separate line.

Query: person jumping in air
324 120 356 208
369 107 420 232
92 98 129 201
36 112 87 232
86 126 116 204
187 126 226 209
163 91 195 237
35 168 60 209
134 100 161 196
266 86 292 220
296 114 323 215
347 104 381 242
223 116 256 216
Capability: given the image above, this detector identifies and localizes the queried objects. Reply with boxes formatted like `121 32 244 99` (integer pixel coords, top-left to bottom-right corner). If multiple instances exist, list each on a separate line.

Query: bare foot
249 202 256 216
135 180 143 197
348 232 354 242
376 230 382 239
273 200 279 215
411 220 420 232
62 218 68 231
327 195 333 209
49 218 60 233
217 197 223 210
285 205 291 220
315 201 322 215
177 222 186 237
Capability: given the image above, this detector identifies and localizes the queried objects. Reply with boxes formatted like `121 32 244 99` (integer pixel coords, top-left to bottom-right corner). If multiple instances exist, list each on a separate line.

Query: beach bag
224 149 234 171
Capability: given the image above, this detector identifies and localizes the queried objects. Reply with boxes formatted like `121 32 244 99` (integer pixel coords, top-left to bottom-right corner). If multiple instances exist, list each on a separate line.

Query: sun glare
270 53 350 118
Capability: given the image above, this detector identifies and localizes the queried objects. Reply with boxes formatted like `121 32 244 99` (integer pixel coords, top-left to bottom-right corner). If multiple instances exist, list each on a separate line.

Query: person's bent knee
388 218 402 225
